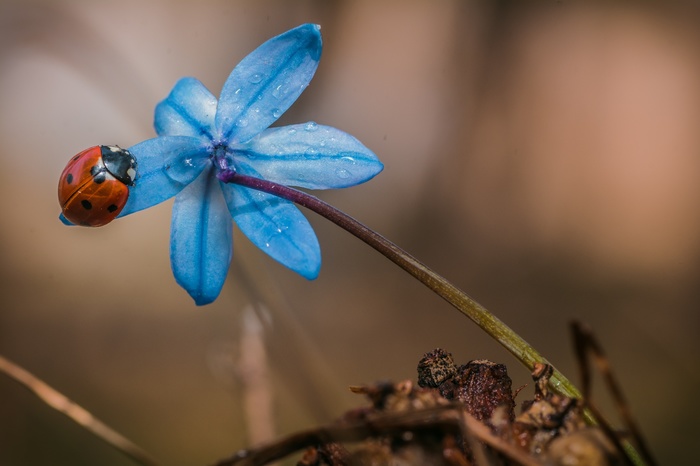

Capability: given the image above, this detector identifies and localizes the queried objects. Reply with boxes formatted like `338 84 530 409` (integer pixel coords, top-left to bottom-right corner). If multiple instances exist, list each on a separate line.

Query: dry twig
212 404 539 466
0 354 160 466
571 321 658 466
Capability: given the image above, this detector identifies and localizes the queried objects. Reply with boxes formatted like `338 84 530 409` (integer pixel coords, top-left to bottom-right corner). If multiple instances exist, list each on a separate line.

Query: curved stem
221 172 649 466
221 172 580 399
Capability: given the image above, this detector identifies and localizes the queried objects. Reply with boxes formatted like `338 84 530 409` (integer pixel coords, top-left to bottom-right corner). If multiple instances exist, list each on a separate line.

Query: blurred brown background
1 1 699 464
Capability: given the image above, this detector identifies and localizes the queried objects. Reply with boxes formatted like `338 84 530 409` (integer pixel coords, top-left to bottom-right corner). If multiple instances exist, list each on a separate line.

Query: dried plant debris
215 349 629 466
415 350 620 466
418 350 516 426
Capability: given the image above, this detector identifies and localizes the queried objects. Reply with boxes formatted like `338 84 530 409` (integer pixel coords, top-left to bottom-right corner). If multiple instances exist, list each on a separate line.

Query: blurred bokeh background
1 1 699 464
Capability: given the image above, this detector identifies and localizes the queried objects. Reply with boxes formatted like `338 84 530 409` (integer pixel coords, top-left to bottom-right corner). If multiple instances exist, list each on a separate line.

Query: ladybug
58 145 137 227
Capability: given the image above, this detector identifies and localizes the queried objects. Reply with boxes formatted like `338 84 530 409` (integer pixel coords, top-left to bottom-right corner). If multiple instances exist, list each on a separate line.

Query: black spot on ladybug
65 173 74 184
81 200 93 210
93 172 106 184
107 204 118 213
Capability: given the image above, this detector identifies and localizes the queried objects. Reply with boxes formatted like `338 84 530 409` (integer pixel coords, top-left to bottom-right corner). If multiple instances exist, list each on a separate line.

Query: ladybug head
101 145 137 185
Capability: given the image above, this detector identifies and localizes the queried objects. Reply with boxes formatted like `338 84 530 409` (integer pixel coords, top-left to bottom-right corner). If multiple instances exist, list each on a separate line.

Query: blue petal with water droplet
220 164 321 279
119 136 210 217
155 77 218 139
234 123 383 189
215 24 322 145
171 166 233 305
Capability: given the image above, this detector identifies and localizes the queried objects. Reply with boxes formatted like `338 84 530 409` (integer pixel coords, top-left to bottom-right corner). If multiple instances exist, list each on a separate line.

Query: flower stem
222 172 579 398
222 172 649 466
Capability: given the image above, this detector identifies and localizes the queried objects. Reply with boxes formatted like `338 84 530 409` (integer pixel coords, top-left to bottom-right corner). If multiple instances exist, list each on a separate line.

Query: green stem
224 173 650 465
223 173 579 398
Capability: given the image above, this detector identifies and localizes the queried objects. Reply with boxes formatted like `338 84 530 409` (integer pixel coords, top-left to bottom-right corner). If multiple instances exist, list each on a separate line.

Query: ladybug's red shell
58 145 137 227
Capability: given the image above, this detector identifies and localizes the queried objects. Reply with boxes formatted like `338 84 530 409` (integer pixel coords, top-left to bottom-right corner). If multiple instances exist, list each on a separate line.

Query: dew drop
336 169 350 179
287 128 297 135
304 121 318 132
304 149 320 161
237 118 249 128
272 84 283 99
272 108 282 118
250 73 263 84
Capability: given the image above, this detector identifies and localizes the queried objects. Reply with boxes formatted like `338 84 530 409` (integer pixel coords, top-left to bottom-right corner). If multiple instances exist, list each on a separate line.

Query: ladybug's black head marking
101 145 137 185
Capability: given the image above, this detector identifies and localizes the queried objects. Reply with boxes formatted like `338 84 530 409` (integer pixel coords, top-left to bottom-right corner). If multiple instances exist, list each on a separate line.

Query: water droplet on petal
272 108 282 118
272 85 283 99
237 118 249 128
234 88 242 95
336 169 350 179
288 128 297 135
303 148 320 160
250 73 263 84
304 122 318 132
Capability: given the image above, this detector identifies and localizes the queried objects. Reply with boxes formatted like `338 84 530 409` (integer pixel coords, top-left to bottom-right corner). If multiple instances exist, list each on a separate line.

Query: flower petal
59 213 74 225
154 77 218 139
119 136 211 217
215 24 322 145
171 166 233 305
235 123 384 189
220 169 320 279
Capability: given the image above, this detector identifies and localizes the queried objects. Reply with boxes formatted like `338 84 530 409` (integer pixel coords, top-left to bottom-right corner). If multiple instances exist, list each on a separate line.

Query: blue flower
70 24 383 305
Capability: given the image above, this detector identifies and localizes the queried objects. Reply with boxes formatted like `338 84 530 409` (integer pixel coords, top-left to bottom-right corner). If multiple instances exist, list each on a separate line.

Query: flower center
211 143 233 171
211 143 237 181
